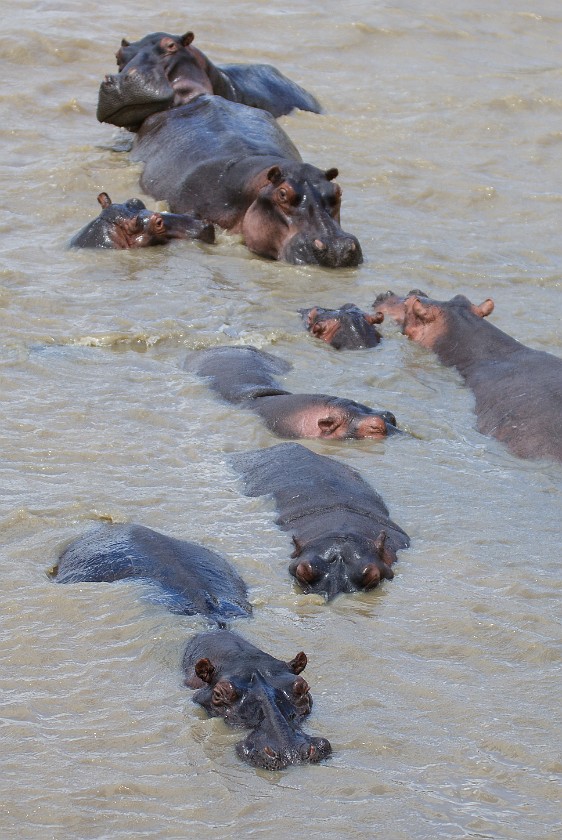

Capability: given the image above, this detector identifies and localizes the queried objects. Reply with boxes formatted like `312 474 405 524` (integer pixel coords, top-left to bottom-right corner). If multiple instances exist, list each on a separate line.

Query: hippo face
242 165 362 268
289 532 396 600
301 304 383 350
70 193 214 249
99 32 213 128
189 650 331 769
373 290 495 349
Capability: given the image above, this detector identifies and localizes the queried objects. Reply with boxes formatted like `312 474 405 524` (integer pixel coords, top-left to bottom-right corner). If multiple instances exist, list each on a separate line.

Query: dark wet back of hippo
53 523 251 621
186 345 291 402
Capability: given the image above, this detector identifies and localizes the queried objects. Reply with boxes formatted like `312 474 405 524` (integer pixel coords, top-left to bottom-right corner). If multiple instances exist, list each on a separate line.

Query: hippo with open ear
70 192 214 248
300 303 384 350
231 443 410 600
182 630 331 770
373 290 562 462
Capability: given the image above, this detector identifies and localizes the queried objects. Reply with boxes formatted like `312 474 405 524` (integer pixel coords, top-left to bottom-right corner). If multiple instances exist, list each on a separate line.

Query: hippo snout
236 728 332 771
285 232 363 268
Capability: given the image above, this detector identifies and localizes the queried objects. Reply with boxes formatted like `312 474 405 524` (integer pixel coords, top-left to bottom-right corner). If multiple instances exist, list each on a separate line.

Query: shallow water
1 1 560 838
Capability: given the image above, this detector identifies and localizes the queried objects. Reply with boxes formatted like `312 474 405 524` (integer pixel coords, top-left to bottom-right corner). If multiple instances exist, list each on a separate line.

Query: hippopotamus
188 346 397 440
97 30 321 128
231 443 410 600
300 304 384 350
129 94 361 266
70 192 214 249
373 290 562 463
50 523 251 623
182 630 331 770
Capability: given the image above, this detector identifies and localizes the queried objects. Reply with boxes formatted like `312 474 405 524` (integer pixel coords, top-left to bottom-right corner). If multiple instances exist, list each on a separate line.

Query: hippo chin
130 96 361 266
188 346 397 440
70 192 214 249
97 30 321 129
231 443 410 600
182 630 331 770
373 290 562 463
301 304 383 350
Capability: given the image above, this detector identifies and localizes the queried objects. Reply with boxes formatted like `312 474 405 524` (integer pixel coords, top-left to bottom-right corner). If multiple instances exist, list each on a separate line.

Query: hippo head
373 290 495 349
315 399 398 440
301 303 383 350
190 651 331 770
242 164 362 267
98 32 213 128
289 531 396 600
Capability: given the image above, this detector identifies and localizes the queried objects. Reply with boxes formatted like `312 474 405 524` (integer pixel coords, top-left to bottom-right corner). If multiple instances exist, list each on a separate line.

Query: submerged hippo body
231 443 410 600
70 192 214 249
374 291 562 462
301 304 383 350
130 95 362 266
188 346 397 440
97 30 321 128
52 523 251 623
182 630 331 770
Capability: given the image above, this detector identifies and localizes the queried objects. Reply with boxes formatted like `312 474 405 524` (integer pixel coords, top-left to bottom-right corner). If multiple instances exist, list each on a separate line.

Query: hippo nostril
314 239 326 250
263 746 277 759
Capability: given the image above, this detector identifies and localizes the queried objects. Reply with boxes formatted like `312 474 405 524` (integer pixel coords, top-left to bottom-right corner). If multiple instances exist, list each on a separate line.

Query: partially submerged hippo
231 443 410 600
182 630 331 770
188 346 397 440
70 192 214 249
129 95 361 266
98 30 321 129
301 304 384 350
50 523 251 623
373 290 562 463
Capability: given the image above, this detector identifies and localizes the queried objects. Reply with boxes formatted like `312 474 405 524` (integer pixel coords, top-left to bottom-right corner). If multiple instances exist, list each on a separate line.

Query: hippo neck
433 311 525 381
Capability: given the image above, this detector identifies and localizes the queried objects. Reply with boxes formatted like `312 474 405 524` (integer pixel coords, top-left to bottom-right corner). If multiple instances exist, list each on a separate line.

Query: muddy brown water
1 2 560 838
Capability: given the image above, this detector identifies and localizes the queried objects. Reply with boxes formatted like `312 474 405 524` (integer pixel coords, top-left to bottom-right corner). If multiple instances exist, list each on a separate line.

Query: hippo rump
374 290 562 463
182 630 331 770
70 192 214 249
130 94 362 266
51 523 251 623
97 30 321 129
301 303 384 350
231 443 410 600
187 346 398 440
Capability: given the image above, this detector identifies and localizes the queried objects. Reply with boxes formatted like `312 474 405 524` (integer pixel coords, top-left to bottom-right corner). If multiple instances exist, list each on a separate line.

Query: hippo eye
278 188 288 201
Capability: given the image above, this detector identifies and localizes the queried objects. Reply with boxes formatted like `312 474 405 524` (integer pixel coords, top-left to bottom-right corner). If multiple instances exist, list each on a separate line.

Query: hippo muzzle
284 229 363 268
97 66 174 127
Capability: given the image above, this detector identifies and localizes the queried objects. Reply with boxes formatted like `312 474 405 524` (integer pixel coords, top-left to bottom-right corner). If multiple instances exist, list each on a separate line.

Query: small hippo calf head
301 303 383 350
289 531 397 601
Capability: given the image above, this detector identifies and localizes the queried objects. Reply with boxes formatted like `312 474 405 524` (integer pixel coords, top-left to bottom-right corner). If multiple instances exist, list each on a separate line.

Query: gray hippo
300 304 384 350
374 290 562 462
97 30 321 129
231 443 410 600
51 523 251 624
70 193 214 249
182 630 331 770
188 346 398 440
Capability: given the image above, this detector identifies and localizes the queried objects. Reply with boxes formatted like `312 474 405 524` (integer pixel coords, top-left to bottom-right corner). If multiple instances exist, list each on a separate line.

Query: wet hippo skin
187 346 398 440
374 290 562 462
300 303 383 350
97 30 321 129
231 443 410 600
129 95 362 266
182 629 331 770
70 192 214 249
51 523 251 623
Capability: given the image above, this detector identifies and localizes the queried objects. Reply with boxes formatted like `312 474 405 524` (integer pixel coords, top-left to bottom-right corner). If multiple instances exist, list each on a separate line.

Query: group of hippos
53 29 562 772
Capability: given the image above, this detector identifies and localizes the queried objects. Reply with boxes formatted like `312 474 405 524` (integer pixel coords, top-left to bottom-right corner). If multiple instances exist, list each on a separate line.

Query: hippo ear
290 536 303 559
373 530 395 568
317 416 341 436
473 298 494 318
194 657 216 685
120 38 130 47
181 31 195 47
97 192 112 209
325 168 339 181
365 312 384 325
288 651 308 674
411 297 436 323
266 165 284 186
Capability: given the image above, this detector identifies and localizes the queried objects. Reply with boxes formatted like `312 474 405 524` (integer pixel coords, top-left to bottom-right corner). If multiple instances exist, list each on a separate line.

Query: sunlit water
1 2 560 838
